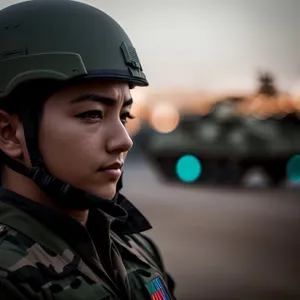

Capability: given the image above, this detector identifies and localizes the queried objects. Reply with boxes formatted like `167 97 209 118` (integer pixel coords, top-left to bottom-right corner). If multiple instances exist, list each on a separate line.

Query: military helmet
0 0 148 210
0 0 148 100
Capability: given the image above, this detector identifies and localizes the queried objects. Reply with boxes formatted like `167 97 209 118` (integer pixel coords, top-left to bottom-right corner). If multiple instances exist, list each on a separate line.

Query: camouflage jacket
0 188 176 300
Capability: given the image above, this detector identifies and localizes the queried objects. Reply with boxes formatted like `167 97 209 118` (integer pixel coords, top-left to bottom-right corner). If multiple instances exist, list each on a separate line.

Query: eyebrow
69 93 133 107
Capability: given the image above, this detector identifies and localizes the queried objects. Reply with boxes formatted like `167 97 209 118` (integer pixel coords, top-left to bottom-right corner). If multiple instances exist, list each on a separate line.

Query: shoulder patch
146 276 171 300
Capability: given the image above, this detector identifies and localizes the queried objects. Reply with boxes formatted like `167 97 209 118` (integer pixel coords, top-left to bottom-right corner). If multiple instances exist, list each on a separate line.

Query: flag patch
146 276 170 300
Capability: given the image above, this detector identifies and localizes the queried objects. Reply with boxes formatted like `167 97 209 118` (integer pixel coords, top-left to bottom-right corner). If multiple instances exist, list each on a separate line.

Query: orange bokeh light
149 103 180 133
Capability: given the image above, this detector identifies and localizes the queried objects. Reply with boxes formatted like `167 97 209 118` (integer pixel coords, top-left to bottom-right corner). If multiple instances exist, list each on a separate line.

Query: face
38 81 133 200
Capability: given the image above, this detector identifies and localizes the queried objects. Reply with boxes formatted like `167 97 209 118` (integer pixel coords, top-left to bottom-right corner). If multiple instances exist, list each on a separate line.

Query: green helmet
0 0 148 100
0 0 148 210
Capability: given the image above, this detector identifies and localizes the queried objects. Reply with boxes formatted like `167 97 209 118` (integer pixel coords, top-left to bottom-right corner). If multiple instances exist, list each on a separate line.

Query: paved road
122 154 300 300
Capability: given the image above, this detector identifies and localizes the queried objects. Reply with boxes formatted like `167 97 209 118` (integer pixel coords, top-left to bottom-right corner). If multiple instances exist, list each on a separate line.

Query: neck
1 166 89 227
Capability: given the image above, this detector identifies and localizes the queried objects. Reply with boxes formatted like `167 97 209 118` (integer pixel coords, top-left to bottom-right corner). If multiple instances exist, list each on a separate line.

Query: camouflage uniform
0 188 176 299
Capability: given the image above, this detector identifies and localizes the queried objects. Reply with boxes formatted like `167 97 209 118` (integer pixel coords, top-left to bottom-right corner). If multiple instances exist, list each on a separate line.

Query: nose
106 122 133 154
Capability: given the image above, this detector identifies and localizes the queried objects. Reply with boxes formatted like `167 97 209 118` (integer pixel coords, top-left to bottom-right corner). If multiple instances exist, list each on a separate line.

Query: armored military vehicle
135 73 300 187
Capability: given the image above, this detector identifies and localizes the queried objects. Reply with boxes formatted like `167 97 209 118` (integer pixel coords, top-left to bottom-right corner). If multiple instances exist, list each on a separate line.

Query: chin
89 185 117 200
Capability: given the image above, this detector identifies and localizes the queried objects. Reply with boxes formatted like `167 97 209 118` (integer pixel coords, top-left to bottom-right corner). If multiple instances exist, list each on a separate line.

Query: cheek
38 114 103 182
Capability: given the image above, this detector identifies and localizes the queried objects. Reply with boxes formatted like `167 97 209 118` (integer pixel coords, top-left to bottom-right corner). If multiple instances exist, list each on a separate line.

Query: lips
99 161 123 171
98 161 123 180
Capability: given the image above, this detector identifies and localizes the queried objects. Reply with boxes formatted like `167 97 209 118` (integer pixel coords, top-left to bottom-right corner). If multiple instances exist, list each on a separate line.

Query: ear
0 110 24 160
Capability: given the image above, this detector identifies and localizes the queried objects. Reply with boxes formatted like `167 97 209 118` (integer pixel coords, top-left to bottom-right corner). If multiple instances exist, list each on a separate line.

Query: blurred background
2 0 300 299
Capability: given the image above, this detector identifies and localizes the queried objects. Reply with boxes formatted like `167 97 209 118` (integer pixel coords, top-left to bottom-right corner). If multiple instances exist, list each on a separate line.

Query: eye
76 110 103 121
121 112 135 125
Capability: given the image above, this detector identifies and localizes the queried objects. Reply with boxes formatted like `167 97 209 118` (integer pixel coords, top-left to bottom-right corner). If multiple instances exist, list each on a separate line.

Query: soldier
0 1 176 299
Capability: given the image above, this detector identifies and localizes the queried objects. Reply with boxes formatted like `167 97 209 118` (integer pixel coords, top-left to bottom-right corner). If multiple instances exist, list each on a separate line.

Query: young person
0 1 176 299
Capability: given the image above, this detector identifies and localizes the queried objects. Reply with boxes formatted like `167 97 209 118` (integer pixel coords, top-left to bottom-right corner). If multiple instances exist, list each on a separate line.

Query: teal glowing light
286 155 300 182
175 155 202 183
